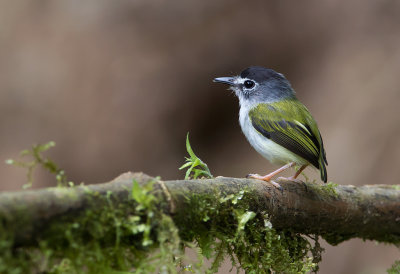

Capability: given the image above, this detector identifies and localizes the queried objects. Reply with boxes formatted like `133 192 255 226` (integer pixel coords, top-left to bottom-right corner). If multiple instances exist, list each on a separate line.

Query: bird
214 66 327 183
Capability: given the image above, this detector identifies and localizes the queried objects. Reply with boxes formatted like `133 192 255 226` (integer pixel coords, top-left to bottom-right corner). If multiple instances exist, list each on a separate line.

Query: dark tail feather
319 158 328 183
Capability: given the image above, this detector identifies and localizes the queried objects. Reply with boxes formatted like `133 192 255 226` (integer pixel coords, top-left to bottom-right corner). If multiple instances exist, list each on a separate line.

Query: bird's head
214 66 295 106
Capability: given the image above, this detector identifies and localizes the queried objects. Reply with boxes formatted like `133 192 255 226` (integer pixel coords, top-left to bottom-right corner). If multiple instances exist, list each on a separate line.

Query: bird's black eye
244 80 255 89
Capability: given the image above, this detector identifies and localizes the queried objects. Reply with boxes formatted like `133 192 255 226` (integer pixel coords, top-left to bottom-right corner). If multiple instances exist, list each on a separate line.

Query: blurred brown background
1 1 399 273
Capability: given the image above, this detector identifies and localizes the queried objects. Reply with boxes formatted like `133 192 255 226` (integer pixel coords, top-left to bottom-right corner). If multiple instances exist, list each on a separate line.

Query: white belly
239 107 308 166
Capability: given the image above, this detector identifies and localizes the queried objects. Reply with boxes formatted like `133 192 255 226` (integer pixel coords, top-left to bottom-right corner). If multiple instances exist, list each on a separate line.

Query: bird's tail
319 157 328 183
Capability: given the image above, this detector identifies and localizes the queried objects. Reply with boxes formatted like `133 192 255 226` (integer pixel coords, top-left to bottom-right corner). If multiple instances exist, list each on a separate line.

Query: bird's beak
213 77 236 85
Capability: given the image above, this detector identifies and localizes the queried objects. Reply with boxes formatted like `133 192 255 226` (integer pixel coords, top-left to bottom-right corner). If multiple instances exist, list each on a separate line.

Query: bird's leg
288 164 308 180
247 162 295 182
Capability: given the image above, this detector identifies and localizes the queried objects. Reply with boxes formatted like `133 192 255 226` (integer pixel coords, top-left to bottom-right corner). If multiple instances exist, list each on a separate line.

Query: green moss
0 179 181 273
391 185 400 191
0 180 323 273
174 188 321 273
323 182 339 197
305 181 339 200
388 260 400 274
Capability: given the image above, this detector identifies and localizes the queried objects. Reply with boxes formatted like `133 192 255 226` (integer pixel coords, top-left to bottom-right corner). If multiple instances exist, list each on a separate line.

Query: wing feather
249 100 328 181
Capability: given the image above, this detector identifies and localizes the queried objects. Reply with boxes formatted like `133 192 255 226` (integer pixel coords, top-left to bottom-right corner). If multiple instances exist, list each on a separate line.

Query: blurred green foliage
5 141 69 188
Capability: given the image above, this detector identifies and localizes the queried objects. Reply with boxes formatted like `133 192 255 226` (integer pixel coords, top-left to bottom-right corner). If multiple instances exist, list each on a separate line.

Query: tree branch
1 172 399 247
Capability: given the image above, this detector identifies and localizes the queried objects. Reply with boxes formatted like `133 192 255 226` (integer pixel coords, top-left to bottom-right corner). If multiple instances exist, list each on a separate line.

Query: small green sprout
179 133 212 179
5 141 70 188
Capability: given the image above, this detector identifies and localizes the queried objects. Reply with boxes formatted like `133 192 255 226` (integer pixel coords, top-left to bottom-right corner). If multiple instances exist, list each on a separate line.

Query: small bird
214 66 327 183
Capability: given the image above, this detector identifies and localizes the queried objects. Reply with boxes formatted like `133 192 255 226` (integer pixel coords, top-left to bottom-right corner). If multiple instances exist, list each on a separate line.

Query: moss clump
388 260 400 274
0 179 182 273
305 181 339 201
391 185 400 191
322 182 339 197
174 188 321 273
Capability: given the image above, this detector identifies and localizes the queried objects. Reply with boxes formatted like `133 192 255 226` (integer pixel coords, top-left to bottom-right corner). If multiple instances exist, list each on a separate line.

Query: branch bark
0 172 399 246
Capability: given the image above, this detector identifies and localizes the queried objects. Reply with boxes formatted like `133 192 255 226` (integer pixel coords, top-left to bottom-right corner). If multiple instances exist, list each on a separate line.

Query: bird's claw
246 174 283 190
269 180 283 190
246 173 260 179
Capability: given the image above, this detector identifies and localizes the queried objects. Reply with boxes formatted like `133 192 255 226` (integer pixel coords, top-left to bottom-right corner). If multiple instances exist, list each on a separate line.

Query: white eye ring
234 77 258 91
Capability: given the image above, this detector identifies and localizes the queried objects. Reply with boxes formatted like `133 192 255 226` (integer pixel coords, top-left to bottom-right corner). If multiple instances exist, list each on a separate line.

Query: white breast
238 106 308 166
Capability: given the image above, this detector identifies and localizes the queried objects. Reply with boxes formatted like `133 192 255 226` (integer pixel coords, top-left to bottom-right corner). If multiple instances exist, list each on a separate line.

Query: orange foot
246 173 282 188
245 162 296 184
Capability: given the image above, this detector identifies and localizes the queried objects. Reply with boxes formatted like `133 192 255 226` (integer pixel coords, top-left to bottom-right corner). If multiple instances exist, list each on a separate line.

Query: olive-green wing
249 100 327 182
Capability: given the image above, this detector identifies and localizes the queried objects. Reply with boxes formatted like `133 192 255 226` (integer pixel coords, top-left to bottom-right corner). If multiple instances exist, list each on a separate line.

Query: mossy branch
1 172 399 247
